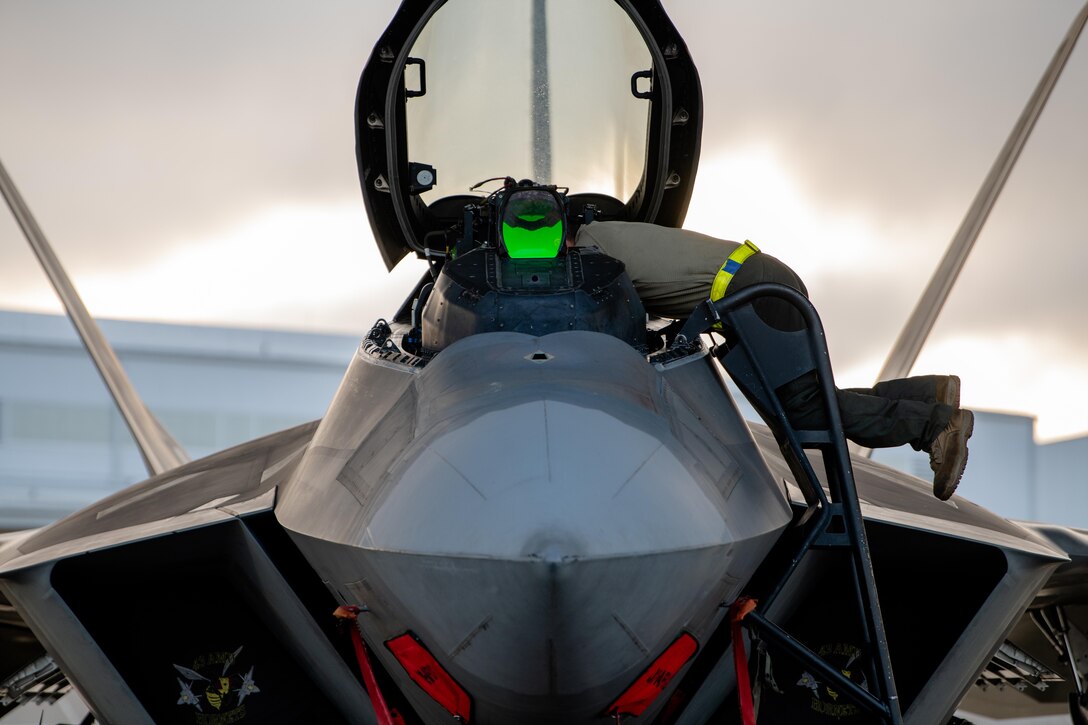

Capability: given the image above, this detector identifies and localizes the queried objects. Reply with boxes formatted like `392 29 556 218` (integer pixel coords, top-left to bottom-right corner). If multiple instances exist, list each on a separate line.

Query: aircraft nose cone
330 333 788 721
285 332 790 722
364 396 731 559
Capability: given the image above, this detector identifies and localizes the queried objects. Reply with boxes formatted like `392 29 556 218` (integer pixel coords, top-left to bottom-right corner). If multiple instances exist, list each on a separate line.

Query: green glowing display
501 219 563 258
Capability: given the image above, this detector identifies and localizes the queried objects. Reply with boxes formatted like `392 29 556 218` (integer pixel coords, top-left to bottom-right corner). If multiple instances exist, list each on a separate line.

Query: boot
929 409 974 500
935 375 960 408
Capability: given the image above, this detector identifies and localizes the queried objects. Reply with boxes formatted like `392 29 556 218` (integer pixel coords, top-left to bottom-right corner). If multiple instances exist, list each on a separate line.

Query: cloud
1 0 1084 440
5 202 424 333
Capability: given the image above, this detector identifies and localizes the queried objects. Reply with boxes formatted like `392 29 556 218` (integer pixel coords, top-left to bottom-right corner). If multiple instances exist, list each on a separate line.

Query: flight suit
574 221 953 452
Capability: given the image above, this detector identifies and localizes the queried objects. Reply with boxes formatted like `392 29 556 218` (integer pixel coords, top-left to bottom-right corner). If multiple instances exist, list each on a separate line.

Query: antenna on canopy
530 0 553 183
0 157 190 476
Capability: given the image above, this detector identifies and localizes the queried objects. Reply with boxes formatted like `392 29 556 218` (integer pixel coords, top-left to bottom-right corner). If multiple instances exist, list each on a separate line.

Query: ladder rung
796 429 833 445
812 532 852 548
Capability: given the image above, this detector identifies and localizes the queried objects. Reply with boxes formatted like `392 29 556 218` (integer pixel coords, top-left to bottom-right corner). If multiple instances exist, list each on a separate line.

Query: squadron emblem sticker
173 646 260 724
796 642 868 719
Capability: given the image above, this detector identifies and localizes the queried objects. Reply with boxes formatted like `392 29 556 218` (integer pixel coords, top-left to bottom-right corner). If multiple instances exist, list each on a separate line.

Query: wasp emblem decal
173 646 260 723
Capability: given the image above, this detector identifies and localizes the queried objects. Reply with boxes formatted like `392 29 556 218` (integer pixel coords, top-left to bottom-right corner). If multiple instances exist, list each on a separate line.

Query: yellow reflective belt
710 239 761 301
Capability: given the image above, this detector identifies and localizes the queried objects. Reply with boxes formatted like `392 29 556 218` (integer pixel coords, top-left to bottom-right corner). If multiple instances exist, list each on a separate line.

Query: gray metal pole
877 1 1088 384
530 0 553 183
0 157 189 475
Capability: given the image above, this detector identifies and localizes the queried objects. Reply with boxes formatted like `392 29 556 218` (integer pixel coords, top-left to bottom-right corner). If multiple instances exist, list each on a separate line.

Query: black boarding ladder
668 283 903 724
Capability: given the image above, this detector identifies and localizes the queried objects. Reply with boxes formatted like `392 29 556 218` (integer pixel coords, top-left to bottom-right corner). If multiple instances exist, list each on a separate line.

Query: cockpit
407 177 647 355
404 2 651 208
355 0 703 359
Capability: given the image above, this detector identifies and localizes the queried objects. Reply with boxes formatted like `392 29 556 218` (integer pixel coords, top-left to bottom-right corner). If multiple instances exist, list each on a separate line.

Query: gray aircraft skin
3 1 1088 724
278 331 793 723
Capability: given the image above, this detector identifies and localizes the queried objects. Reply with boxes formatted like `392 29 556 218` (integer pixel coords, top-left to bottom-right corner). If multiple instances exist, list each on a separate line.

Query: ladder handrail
661 284 903 724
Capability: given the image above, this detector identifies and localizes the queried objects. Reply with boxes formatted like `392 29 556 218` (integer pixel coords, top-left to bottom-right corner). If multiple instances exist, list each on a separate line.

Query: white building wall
1036 436 1088 528
0 310 358 529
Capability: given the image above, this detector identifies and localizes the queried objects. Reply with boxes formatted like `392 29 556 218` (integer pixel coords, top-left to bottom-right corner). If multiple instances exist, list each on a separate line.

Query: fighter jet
2 1 1087 724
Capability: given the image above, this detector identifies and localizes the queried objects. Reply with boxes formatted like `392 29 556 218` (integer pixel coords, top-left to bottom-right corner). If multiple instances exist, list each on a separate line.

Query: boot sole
934 410 974 501
937 375 961 409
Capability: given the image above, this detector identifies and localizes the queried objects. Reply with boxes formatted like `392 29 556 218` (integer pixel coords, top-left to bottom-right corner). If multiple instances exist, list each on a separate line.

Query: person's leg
844 375 959 408
835 389 953 450
779 371 970 499
782 377 953 450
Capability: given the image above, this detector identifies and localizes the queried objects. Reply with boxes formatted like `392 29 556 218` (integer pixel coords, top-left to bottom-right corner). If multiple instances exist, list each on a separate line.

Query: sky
0 1 1085 442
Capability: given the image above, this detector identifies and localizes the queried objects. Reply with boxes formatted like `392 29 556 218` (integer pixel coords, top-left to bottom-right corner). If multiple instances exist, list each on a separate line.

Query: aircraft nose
294 331 791 722
364 397 734 560
354 395 774 718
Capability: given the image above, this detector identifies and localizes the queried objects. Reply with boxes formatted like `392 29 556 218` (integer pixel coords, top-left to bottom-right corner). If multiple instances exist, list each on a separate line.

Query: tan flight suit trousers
574 221 952 450
575 221 752 319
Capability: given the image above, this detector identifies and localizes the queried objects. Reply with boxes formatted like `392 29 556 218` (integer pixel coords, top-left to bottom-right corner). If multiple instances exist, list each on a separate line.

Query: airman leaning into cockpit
575 221 975 501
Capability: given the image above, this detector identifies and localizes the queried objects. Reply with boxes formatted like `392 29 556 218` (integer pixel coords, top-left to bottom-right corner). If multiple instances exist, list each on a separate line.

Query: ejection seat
413 244 648 356
660 284 905 724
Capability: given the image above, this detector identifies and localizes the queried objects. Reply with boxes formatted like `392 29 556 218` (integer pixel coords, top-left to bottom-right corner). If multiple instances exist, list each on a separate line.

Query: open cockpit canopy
358 0 702 269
